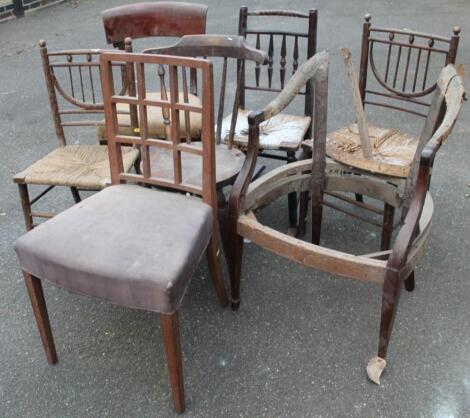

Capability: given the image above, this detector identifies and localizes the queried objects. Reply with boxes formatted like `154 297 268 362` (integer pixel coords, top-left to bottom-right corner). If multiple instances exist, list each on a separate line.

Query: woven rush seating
14 145 139 189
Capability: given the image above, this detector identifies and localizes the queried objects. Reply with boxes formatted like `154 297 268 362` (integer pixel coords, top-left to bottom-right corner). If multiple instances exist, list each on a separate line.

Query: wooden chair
98 1 208 142
301 15 461 249
14 51 229 413
142 34 268 195
227 53 464 385
222 7 318 233
13 41 139 231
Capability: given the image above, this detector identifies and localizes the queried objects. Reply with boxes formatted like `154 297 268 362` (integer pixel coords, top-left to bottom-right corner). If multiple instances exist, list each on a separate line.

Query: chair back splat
38 41 116 146
238 7 318 138
359 14 460 117
100 51 218 210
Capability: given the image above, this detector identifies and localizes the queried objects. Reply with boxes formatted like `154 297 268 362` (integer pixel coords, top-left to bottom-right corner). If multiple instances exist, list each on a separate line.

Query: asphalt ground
0 0 469 417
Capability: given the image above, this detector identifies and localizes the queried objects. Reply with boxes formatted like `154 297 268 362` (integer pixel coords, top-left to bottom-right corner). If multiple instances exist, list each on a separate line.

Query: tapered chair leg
297 191 309 238
70 187 81 204
228 233 244 310
367 269 402 385
18 183 34 231
23 271 58 364
287 151 298 235
160 312 185 414
310 187 324 245
381 203 395 251
205 235 229 307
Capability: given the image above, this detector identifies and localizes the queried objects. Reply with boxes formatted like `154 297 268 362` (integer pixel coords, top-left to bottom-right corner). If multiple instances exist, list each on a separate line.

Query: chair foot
160 312 185 414
367 356 387 385
23 271 58 364
404 271 415 292
231 299 240 310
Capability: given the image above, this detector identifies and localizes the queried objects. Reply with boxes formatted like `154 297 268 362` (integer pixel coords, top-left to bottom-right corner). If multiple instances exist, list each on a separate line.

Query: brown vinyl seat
15 184 212 314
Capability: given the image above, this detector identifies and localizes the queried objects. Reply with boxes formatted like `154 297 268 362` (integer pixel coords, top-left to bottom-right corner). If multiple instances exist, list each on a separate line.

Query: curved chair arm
228 50 329 216
388 69 465 273
144 34 268 64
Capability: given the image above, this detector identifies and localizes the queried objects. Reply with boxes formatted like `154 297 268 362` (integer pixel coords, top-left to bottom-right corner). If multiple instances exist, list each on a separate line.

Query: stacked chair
12 2 465 413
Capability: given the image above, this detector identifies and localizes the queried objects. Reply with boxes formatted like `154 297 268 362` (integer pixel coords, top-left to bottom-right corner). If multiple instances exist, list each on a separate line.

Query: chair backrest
100 51 218 209
358 14 460 118
144 34 268 146
38 40 124 147
102 1 208 49
238 7 318 137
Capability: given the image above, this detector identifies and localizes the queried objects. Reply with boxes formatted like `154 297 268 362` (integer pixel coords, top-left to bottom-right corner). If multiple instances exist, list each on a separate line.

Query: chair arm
228 51 329 218
387 141 438 272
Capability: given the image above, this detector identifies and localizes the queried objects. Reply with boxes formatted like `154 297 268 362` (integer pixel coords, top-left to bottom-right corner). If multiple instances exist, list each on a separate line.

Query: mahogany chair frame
238 7 318 232
22 51 229 414
227 54 464 384
302 15 461 249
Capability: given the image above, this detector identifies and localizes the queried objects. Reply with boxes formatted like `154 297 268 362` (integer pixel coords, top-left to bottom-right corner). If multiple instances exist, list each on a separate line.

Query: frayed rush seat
301 123 419 178
221 108 311 151
13 145 139 189
14 184 213 314
96 92 202 141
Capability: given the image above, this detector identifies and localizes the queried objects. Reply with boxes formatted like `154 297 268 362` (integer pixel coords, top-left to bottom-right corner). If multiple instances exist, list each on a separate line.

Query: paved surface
1 0 470 417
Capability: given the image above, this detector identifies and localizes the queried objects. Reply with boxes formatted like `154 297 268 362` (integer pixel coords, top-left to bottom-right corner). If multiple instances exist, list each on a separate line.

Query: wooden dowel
341 48 372 158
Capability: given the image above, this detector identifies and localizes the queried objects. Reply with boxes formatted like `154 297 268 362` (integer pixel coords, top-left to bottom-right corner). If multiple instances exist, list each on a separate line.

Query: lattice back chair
301 16 461 250
142 34 268 197
14 51 228 414
98 2 208 143
13 41 139 231
228 7 318 233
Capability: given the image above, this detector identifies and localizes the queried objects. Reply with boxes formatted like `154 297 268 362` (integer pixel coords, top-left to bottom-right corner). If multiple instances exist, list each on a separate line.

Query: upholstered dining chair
13 41 139 231
14 51 228 413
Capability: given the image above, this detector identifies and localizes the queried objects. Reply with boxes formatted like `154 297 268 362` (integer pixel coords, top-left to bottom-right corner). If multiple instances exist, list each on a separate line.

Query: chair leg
228 234 244 310
404 270 415 292
287 151 298 235
70 187 81 204
310 186 324 245
381 203 395 251
367 269 402 384
205 236 229 307
18 183 33 231
297 191 309 238
23 271 58 365
160 312 185 414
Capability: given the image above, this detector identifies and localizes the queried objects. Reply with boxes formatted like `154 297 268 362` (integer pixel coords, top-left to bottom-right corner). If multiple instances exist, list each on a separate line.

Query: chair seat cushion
220 109 311 151
14 184 213 314
326 123 418 178
13 145 139 189
97 91 202 140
